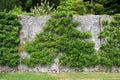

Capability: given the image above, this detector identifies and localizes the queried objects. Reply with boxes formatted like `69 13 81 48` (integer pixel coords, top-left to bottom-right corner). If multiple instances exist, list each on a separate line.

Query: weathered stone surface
73 15 111 50
60 66 82 72
112 66 120 72
19 15 111 51
19 15 50 44
18 64 29 72
20 51 30 58
0 66 16 72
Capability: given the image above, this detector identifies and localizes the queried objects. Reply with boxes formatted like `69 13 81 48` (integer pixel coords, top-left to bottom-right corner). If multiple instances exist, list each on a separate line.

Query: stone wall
1 15 120 72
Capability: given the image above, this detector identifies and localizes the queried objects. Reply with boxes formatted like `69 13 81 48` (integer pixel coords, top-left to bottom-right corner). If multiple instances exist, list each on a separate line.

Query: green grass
0 72 120 80
0 72 55 80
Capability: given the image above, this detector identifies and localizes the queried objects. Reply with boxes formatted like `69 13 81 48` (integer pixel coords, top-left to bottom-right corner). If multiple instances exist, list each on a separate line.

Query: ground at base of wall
0 72 120 80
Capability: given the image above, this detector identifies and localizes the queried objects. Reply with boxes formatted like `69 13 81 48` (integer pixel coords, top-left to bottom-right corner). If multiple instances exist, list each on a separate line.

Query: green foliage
30 0 55 16
71 0 103 14
94 0 120 15
19 0 33 12
8 6 27 15
23 11 97 68
0 0 18 12
19 0 60 12
102 20 109 26
56 0 76 14
57 0 120 15
99 14 120 67
1 0 119 15
0 12 21 67
56 0 105 15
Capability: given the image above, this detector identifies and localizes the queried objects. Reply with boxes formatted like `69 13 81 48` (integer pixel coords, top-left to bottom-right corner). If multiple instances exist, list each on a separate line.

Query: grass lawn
0 72 120 80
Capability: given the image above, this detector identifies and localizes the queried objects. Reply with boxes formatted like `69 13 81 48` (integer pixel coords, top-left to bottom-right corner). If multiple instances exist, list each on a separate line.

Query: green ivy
0 12 21 67
99 14 120 68
23 11 98 68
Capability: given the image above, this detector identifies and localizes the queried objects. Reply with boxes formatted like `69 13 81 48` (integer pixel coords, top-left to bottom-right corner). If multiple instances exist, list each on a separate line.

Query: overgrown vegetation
99 14 120 68
0 12 21 67
22 12 97 68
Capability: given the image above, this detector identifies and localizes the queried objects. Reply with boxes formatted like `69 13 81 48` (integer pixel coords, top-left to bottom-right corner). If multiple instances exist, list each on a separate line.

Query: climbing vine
23 12 98 68
0 12 21 67
99 14 120 68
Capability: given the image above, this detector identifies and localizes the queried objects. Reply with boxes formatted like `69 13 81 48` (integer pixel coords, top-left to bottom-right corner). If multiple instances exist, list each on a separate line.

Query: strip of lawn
0 72 120 80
